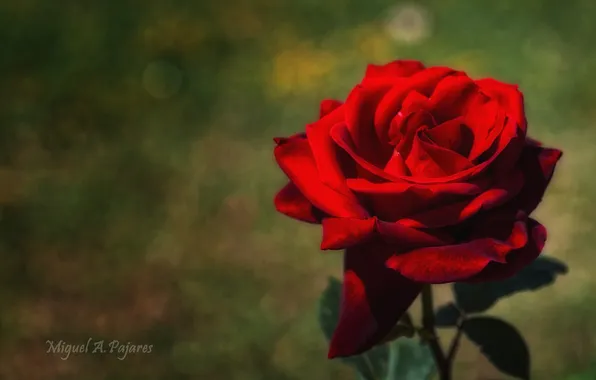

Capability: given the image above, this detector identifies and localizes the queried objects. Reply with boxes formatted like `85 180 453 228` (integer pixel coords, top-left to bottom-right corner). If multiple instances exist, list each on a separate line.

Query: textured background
0 0 595 379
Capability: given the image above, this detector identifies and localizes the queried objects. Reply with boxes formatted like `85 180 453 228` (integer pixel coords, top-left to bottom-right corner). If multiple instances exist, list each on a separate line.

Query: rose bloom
272 60 562 358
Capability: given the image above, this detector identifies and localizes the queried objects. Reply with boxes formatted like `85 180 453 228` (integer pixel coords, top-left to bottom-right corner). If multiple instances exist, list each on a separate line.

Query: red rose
272 60 562 358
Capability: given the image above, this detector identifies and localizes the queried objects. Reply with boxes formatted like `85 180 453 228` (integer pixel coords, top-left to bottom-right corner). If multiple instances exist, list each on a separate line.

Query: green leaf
454 256 568 313
319 277 343 342
386 338 435 380
318 277 389 380
434 302 462 327
463 316 530 380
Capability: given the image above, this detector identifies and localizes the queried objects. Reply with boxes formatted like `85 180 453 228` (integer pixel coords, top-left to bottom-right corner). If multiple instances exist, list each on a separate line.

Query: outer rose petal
464 218 547 282
319 99 343 119
321 217 376 250
328 240 422 358
273 135 369 219
513 143 563 214
386 211 530 283
363 60 426 80
320 216 450 250
274 182 323 223
307 102 355 195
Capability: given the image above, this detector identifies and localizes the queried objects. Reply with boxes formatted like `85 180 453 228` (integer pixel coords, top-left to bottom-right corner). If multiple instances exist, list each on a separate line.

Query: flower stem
447 318 464 364
421 285 451 380
385 341 399 380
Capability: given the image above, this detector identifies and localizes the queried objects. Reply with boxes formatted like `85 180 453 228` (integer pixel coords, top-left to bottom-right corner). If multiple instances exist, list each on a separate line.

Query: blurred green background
1 0 595 379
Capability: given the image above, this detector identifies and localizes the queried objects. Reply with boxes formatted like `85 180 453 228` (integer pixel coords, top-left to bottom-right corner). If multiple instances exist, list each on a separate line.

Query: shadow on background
0 0 595 379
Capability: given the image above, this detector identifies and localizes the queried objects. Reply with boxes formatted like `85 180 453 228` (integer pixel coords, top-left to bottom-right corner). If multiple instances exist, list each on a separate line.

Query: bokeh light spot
385 4 432 45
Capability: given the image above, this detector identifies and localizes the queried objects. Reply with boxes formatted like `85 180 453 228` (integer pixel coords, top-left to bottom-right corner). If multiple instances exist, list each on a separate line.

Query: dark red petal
399 169 525 228
274 134 369 218
476 78 527 131
364 60 426 80
274 182 323 223
320 216 451 251
346 178 486 222
320 99 343 119
511 143 563 214
464 218 547 282
375 219 452 249
321 217 376 250
328 240 422 358
386 212 529 283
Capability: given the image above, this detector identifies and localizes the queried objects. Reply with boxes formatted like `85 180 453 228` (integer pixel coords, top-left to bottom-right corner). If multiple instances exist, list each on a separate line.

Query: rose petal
274 182 324 223
476 78 527 131
331 122 397 183
375 219 452 248
429 74 479 123
364 60 426 80
384 150 410 176
464 100 501 161
406 129 474 178
335 109 518 185
328 240 422 358
344 85 393 167
511 143 563 214
320 99 343 119
386 211 530 283
346 178 486 222
321 217 376 250
400 169 525 228
391 108 435 158
374 67 455 141
320 216 451 250
464 218 546 282
425 117 474 157
274 134 369 218
307 103 356 195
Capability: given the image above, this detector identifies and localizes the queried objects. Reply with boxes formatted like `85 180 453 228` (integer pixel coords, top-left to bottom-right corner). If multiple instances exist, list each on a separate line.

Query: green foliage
434 302 462 327
453 256 568 314
386 339 435 380
430 256 569 379
463 317 530 380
